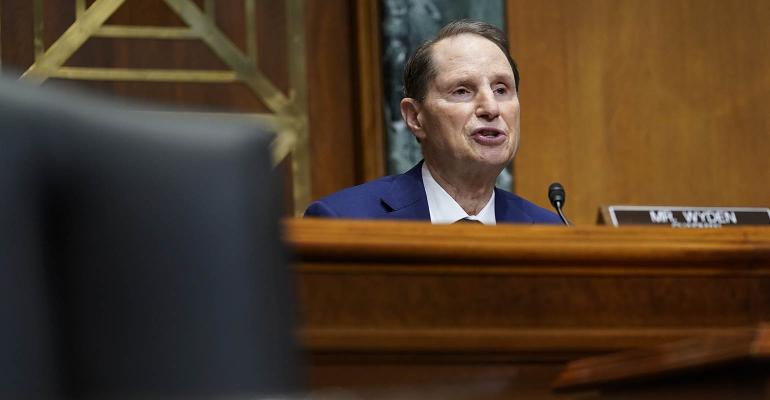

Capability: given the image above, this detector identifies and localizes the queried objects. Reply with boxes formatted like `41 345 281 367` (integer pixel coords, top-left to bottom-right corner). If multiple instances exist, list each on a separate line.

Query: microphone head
548 182 566 208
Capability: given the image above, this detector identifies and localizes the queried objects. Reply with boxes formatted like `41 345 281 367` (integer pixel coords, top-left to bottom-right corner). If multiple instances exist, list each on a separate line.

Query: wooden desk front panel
286 220 770 395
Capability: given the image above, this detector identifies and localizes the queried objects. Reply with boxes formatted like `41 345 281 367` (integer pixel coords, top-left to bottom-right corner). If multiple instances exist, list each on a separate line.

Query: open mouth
473 128 505 137
471 128 506 145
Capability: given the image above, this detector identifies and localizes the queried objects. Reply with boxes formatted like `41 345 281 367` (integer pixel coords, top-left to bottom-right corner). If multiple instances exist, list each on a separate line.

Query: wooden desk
554 324 770 399
285 219 770 398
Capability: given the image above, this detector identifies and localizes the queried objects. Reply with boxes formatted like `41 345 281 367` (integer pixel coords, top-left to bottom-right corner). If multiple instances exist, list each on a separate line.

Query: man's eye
453 88 470 96
494 86 508 95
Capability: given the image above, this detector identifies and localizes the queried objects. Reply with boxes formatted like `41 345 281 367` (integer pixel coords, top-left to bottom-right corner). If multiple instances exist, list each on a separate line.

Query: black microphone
548 182 571 226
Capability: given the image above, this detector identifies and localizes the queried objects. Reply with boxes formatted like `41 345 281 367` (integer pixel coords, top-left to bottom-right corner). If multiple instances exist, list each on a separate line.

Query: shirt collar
421 162 496 225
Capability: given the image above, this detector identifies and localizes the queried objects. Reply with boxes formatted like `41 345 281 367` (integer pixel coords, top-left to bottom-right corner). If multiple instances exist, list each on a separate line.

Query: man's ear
400 98 426 141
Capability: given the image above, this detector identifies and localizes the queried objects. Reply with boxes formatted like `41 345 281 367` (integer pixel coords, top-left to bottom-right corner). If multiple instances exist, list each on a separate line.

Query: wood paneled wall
507 0 770 224
305 0 358 200
4 1 769 221
0 0 359 212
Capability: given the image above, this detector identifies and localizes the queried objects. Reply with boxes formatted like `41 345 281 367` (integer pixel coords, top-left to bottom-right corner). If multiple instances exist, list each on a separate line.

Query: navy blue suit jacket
305 162 562 224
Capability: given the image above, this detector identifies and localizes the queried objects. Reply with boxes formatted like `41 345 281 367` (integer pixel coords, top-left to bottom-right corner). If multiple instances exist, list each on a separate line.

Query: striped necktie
454 218 482 224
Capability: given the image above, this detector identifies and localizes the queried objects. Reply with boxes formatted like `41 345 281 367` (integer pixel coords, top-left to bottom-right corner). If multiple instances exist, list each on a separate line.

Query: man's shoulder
495 188 563 224
303 174 400 218
305 162 427 219
318 174 399 204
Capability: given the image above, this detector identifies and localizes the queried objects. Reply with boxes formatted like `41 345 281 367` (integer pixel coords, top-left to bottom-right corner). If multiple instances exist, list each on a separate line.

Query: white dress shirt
421 162 496 225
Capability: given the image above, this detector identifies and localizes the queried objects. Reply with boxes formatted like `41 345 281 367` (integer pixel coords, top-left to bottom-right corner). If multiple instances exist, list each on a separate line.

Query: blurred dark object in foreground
0 77 301 399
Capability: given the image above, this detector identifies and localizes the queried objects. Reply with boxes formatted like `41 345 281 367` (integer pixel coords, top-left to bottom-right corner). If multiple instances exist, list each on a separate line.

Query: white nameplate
603 206 770 228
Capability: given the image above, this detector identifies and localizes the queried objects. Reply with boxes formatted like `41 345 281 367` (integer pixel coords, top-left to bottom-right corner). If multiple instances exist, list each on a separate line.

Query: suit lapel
379 163 535 223
494 187 534 224
380 161 430 220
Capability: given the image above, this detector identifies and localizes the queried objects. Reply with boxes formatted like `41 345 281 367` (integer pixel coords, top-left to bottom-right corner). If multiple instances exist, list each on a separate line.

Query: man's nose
475 88 500 120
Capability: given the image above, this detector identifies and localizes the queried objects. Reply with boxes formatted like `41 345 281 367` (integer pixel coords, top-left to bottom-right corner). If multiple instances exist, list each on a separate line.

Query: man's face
404 34 520 179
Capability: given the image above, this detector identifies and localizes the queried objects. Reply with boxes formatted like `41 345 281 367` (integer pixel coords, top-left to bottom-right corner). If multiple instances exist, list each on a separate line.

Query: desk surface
287 218 770 266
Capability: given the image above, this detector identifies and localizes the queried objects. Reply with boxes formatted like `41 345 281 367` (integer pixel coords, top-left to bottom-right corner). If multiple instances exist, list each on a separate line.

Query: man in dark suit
306 20 561 225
